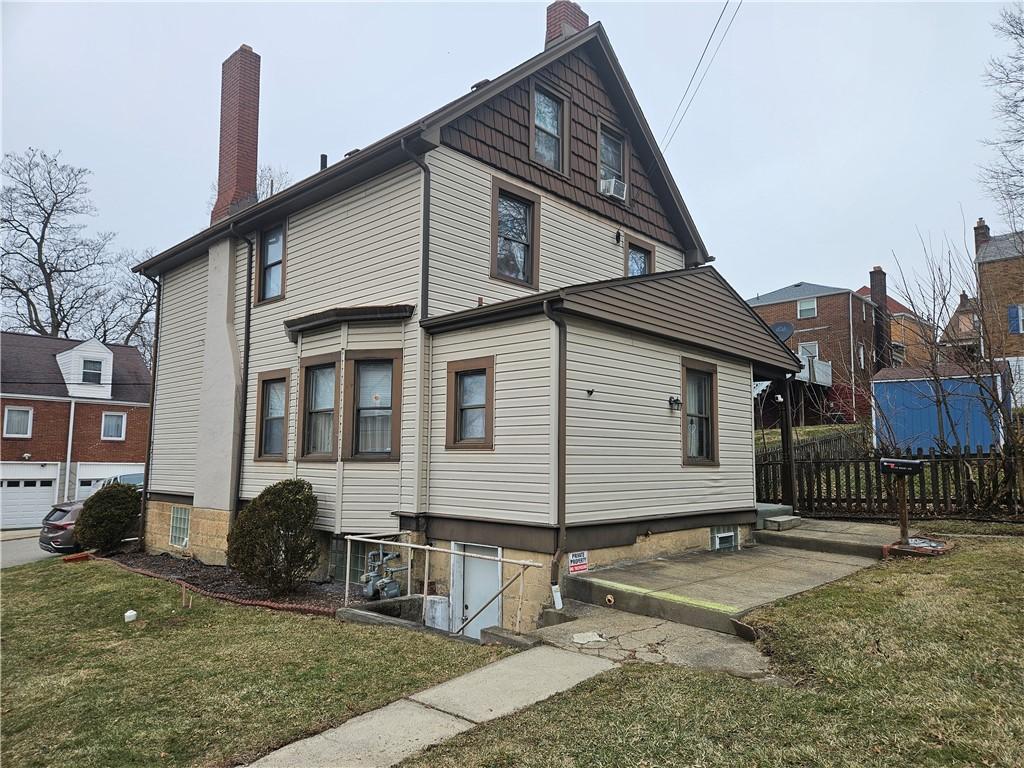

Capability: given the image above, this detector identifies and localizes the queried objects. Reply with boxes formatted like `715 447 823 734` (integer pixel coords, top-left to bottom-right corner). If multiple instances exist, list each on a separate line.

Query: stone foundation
144 501 230 565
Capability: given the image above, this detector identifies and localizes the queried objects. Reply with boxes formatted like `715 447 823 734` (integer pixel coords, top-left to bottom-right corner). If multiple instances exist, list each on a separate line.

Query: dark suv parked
38 473 144 554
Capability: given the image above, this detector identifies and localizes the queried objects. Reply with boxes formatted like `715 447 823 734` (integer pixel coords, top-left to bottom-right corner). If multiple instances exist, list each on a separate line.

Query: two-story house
974 218 1023 407
854 287 932 368
748 267 893 424
135 2 799 635
0 332 151 528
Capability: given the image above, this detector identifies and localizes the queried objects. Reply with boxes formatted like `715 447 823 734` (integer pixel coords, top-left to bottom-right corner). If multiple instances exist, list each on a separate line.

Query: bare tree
207 164 292 215
1 148 115 336
2 148 157 364
983 3 1024 233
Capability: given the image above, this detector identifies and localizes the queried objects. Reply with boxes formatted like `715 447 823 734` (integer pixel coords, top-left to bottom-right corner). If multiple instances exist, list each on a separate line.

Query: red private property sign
568 551 588 574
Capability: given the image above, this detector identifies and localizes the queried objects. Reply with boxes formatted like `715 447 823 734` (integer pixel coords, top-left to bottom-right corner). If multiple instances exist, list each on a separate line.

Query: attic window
797 298 817 320
531 83 567 173
82 359 102 385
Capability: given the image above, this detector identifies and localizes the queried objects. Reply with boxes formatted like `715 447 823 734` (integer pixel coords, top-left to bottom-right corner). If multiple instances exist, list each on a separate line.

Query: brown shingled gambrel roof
0 332 152 403
136 22 708 278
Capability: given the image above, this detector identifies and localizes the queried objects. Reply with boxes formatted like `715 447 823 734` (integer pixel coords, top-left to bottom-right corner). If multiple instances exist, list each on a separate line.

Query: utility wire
659 0 731 147
663 0 744 152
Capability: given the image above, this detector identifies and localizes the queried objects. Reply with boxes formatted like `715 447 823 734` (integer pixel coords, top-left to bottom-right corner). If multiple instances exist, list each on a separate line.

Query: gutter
230 224 255 527
139 275 161 550
400 138 431 319
63 399 77 502
542 299 567 587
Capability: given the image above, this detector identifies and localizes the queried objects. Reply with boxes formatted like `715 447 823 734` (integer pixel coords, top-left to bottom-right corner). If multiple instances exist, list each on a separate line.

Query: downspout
543 299 567 586
63 399 77 502
400 137 430 319
848 292 857 418
230 223 255 528
139 275 161 551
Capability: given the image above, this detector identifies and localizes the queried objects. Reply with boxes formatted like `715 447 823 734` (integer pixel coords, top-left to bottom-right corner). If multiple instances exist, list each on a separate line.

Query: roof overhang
283 304 416 343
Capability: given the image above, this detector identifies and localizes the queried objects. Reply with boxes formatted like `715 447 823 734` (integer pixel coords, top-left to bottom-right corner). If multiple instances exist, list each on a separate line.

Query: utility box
424 595 450 631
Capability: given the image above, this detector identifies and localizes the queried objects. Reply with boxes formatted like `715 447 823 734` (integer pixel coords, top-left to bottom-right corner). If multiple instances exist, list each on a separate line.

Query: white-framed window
858 343 866 369
1009 304 1023 335
797 298 817 319
101 412 127 441
3 406 33 438
797 341 820 359
169 506 190 548
862 302 867 322
82 359 103 385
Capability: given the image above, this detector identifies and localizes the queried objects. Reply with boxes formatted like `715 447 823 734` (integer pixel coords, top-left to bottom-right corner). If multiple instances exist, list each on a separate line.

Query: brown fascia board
283 304 415 342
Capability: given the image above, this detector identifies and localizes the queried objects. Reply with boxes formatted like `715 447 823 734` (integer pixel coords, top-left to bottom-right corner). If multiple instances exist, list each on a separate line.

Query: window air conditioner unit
600 178 627 201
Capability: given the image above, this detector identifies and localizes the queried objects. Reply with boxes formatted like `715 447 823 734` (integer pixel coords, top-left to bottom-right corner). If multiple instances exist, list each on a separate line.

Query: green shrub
74 483 140 553
226 479 320 596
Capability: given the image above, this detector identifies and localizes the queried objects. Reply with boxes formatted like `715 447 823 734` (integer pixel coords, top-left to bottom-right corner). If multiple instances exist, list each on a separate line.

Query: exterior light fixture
667 396 682 411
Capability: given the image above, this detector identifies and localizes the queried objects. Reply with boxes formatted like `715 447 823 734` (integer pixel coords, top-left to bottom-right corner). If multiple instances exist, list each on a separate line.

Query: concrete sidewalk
248 645 614 768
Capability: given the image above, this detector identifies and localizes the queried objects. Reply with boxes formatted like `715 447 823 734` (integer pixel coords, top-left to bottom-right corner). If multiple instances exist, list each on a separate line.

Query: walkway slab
410 645 614 723
756 519 914 559
249 699 472 768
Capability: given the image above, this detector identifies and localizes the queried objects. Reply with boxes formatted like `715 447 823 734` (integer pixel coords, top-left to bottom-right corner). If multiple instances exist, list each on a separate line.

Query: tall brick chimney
974 217 991 255
211 44 261 224
545 1 589 48
869 265 892 371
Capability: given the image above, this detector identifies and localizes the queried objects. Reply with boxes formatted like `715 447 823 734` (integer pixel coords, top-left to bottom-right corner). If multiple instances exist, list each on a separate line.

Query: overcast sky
2 1 1008 300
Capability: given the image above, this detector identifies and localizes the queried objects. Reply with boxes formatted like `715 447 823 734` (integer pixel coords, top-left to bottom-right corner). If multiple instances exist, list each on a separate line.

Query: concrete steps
754 519 907 560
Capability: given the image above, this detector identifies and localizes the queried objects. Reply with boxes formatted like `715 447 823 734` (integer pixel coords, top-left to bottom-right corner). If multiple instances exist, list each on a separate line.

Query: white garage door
1 479 57 529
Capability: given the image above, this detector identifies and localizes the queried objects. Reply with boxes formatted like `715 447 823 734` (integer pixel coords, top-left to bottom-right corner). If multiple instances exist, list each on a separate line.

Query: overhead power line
659 0 731 148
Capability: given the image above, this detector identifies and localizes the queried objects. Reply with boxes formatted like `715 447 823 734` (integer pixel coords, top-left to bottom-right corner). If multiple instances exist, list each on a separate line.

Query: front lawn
1 558 508 768
403 538 1024 767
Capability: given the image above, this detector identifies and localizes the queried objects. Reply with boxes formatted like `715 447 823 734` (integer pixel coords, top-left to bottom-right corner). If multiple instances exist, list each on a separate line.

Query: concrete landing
756 518 913 559
531 600 771 679
248 646 613 768
563 545 876 637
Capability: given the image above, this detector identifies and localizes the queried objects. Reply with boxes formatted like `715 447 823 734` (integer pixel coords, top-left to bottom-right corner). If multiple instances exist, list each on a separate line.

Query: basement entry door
451 543 501 639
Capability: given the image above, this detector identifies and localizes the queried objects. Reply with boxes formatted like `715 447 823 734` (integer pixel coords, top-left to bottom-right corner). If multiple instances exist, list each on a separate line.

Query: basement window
710 525 739 552
169 506 190 548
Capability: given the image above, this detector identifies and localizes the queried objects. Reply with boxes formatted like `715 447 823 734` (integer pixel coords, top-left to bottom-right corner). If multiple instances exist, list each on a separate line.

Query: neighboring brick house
853 287 933 368
0 332 151 528
748 267 893 424
974 218 1024 406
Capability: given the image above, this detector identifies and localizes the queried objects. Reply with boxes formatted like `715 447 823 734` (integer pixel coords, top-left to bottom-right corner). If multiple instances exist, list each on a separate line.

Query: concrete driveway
2 534 56 569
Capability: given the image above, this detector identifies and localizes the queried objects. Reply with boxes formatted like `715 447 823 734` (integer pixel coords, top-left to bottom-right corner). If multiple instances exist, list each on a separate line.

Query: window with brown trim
342 349 403 461
530 81 569 174
297 354 339 461
598 122 630 204
681 357 718 466
491 178 541 289
624 235 656 277
256 223 286 303
255 369 290 461
445 356 495 450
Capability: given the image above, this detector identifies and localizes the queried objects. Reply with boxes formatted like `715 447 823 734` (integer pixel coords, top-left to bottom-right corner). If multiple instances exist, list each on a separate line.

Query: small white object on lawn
124 609 137 623
572 631 605 645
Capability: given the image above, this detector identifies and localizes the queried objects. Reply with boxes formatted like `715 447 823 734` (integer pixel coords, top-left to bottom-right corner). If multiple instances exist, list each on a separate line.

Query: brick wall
752 292 875 421
0 398 71 461
978 255 1024 358
0 397 149 464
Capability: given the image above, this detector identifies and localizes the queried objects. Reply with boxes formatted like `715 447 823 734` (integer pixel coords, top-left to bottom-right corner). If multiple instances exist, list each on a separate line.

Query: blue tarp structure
872 372 1008 452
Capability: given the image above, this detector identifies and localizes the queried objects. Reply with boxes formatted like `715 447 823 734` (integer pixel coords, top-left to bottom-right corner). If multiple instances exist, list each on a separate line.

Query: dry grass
921 519 1024 536
1 557 509 768
403 538 1024 768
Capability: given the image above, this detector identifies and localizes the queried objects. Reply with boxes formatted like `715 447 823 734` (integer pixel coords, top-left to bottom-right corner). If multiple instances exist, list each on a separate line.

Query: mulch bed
107 551 366 616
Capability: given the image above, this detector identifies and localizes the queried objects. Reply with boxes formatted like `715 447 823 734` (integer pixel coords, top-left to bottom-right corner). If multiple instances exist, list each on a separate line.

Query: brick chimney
211 44 261 224
870 265 892 371
974 217 991 255
545 1 589 48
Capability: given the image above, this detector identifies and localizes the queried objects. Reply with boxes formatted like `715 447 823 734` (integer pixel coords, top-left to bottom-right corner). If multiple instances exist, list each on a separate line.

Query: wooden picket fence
755 426 870 463
756 445 1023 519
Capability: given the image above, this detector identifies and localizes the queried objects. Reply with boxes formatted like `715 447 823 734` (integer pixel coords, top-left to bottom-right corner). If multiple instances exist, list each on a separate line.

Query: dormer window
531 83 567 174
82 359 102 385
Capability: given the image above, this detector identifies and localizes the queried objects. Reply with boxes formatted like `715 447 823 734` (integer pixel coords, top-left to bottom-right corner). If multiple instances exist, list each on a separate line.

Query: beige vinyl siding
565 319 755 525
149 256 208 494
230 165 422 532
427 146 685 316
428 315 554 526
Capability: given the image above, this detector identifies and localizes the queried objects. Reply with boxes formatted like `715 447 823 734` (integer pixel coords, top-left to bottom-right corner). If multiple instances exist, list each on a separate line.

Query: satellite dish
770 321 795 343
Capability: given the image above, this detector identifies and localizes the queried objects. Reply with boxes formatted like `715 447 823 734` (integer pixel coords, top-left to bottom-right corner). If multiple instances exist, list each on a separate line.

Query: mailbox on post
878 457 924 477
878 457 923 543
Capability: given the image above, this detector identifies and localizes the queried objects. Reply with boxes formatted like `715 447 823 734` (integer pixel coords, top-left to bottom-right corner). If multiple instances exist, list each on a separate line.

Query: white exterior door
451 543 501 639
